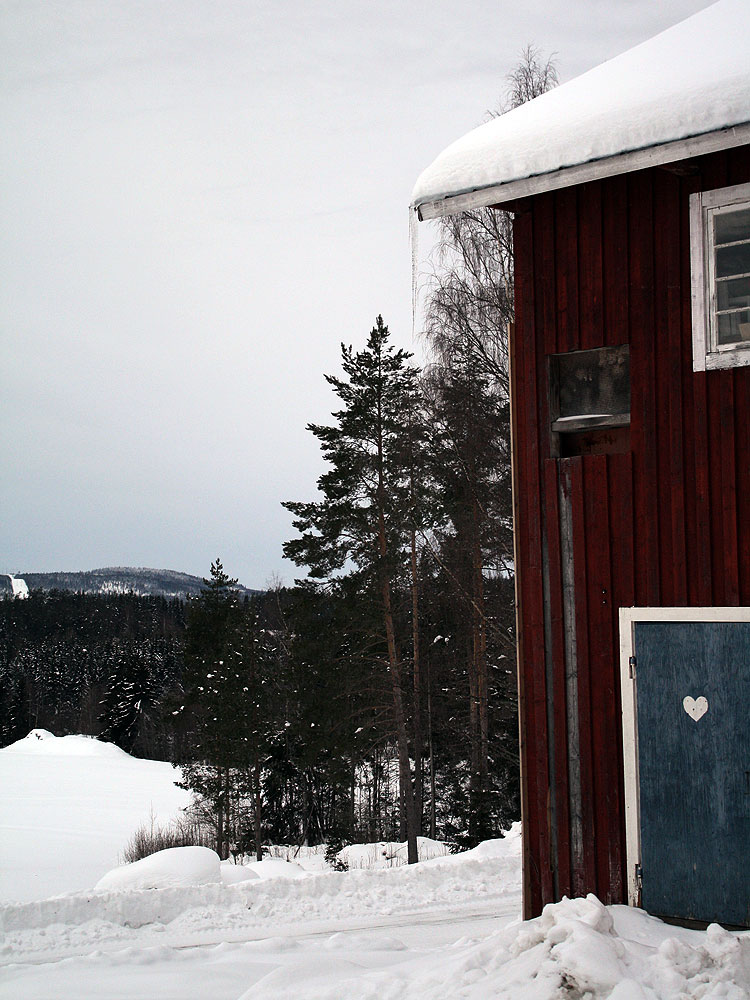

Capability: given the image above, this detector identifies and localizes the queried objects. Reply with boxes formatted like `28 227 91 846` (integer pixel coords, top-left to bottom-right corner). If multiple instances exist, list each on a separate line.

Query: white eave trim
414 122 750 220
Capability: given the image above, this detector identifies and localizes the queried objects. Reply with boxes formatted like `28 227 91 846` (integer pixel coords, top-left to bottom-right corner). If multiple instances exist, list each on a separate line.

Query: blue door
634 620 750 927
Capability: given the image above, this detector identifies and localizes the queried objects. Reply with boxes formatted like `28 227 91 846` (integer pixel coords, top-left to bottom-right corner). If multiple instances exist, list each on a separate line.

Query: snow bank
237 894 750 1000
0 882 251 936
95 847 222 892
370 894 750 1000
420 822 521 867
220 860 260 885
2 729 129 758
246 858 308 880
1 826 747 999
0 831 522 957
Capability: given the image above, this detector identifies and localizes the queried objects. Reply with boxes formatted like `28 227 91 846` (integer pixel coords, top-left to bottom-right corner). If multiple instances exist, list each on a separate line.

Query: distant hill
16 567 260 601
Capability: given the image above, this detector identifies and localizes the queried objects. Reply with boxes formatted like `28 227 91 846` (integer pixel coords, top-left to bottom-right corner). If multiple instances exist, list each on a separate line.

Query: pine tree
424 351 515 841
283 317 424 863
177 560 248 858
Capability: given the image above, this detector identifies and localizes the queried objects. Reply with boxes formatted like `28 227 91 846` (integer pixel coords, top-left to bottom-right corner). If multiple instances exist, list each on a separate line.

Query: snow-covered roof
412 0 750 219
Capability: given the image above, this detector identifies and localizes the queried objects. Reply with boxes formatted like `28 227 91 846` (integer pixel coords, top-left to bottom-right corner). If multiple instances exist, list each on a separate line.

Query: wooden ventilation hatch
548 345 630 457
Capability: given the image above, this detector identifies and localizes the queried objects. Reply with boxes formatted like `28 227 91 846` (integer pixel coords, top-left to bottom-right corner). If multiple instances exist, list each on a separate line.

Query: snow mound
95 847 222 892
230 893 750 1000
412 893 750 1000
422 822 522 867
2 729 129 759
247 858 308 880
220 861 260 885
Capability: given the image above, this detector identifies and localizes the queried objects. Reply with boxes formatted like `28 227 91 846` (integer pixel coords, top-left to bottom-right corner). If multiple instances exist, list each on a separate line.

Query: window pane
717 309 750 346
717 275 750 311
715 241 750 279
714 206 750 245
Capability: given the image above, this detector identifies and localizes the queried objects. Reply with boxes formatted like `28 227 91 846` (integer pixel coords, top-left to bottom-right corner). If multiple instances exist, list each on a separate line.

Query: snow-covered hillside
0 574 29 599
18 567 259 599
0 733 748 999
0 729 190 902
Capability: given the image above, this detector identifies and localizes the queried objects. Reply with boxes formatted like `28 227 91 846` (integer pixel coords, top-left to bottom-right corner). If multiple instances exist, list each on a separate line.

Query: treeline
0 561 518 857
0 590 185 758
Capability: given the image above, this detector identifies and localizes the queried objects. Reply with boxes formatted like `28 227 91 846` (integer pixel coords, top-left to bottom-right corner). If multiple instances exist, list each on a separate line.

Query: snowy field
0 730 190 903
1 733 748 999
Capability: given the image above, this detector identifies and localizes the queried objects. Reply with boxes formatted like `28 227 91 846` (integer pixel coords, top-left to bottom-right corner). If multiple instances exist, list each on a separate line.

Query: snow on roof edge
412 0 750 215
416 122 750 219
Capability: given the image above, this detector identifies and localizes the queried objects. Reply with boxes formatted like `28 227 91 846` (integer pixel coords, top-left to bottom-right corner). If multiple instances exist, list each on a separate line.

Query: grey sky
1 0 708 588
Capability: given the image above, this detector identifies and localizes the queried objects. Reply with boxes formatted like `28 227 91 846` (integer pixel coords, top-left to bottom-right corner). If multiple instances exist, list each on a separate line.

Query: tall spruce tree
283 317 423 863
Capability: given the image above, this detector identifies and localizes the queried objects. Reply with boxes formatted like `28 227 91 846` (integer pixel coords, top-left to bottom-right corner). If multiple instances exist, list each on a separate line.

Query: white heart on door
683 695 708 722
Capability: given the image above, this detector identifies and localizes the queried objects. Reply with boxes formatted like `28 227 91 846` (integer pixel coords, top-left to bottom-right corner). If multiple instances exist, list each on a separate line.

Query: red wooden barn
412 1 750 928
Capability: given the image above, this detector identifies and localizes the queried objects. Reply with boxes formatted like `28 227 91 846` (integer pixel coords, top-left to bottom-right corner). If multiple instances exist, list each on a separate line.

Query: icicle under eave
409 205 420 340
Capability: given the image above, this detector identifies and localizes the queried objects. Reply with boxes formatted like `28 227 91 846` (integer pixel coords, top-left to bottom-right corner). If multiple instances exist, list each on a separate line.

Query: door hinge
635 863 643 889
629 655 637 679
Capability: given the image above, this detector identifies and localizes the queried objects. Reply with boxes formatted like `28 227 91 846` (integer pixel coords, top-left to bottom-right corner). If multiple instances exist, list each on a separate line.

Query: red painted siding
511 147 750 918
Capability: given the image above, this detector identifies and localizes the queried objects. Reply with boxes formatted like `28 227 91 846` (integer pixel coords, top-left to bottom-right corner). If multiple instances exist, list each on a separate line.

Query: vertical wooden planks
602 173 629 345
581 454 621 901
578 181 604 351
679 171 702 605
535 193 564 898
727 146 750 605
734 367 750 604
702 155 729 605
654 170 688 605
544 458 571 898
627 170 660 606
567 457 597 896
607 451 633 896
691 366 713 605
531 195 556 905
555 187 579 354
719 374 739 604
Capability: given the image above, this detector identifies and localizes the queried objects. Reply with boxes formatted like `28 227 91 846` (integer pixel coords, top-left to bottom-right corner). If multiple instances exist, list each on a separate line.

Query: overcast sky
1 0 709 588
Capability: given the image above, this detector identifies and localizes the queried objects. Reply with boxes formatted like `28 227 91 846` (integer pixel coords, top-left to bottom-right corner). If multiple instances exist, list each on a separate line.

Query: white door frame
618 606 750 908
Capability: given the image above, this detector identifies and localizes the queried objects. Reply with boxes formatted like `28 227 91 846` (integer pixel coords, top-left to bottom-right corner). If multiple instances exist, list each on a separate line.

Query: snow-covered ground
1 733 748 999
0 729 190 902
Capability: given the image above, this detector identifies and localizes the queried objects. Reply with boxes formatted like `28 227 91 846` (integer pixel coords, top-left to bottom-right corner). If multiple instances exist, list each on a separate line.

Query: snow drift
95 846 224 892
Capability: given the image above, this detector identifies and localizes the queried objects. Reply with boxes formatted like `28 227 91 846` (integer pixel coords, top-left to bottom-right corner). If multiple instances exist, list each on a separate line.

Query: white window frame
690 181 750 372
618 606 750 908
